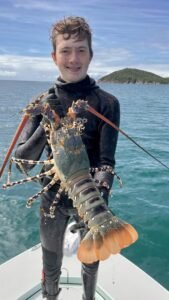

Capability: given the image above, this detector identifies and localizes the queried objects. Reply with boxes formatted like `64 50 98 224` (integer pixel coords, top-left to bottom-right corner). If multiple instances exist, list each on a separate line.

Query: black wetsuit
15 75 120 300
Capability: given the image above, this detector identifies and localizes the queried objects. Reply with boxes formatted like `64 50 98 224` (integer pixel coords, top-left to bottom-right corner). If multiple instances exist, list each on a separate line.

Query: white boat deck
0 243 169 300
20 283 107 300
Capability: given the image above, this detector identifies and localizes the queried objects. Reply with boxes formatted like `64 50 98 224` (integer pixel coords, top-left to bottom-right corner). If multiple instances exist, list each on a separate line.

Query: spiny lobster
2 97 138 263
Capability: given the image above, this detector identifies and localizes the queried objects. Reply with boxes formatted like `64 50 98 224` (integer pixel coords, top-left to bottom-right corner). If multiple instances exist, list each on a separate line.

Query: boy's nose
69 51 79 62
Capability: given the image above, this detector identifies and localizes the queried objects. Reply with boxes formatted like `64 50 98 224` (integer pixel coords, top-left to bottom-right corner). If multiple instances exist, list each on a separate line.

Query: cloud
28 48 41 54
14 0 60 11
0 48 133 81
0 47 10 54
0 12 19 21
0 55 58 81
151 42 169 53
134 64 169 78
93 47 132 62
0 50 168 83
140 7 169 20
90 48 169 78
0 70 16 77
89 47 133 78
13 0 79 12
13 0 102 11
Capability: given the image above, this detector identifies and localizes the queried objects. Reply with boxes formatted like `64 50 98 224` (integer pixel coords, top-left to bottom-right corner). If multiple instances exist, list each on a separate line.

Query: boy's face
52 34 92 83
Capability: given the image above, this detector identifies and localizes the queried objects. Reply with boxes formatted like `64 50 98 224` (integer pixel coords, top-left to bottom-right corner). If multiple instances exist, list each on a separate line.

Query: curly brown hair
50 16 93 57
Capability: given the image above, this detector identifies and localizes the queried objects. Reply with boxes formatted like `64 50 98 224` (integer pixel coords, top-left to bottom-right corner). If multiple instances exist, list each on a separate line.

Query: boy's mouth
67 66 81 72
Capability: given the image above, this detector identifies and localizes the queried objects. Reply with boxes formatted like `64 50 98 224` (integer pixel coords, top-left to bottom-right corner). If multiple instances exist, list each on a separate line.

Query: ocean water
0 80 169 290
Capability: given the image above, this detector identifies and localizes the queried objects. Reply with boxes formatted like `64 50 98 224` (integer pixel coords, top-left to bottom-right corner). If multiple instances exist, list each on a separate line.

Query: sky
0 0 169 81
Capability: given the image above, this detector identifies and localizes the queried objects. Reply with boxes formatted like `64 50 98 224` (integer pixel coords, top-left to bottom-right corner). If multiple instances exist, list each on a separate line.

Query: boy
15 16 120 300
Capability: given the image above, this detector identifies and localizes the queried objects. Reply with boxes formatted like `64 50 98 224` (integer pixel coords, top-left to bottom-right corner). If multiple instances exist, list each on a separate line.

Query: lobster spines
77 216 138 264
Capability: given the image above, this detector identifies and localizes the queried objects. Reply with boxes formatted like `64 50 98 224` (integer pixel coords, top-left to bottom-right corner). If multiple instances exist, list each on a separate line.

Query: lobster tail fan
77 232 98 264
78 219 138 264
125 223 139 242
93 232 110 261
77 231 110 263
103 220 138 255
104 230 121 254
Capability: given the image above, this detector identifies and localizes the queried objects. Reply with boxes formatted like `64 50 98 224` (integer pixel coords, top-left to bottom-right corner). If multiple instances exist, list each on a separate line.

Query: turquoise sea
0 80 169 290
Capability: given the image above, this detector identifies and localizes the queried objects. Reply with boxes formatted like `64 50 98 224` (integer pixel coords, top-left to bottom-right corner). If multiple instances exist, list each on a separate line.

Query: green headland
99 68 169 84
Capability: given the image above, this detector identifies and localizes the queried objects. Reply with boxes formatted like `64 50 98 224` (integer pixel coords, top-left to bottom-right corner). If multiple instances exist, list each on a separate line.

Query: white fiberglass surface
30 286 107 300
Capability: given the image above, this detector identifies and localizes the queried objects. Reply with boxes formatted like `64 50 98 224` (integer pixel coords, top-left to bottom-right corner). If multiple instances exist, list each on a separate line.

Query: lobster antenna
0 114 29 178
0 91 48 178
87 105 169 171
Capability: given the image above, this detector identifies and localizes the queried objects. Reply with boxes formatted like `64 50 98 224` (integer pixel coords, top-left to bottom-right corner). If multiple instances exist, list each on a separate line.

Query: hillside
99 68 169 84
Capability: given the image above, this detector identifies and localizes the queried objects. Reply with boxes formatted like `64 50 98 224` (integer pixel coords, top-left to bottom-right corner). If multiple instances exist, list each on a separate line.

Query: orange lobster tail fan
77 223 138 264
0 114 29 177
77 235 98 264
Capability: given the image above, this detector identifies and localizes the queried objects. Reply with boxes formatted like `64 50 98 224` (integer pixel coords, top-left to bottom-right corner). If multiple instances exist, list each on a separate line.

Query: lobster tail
66 170 138 264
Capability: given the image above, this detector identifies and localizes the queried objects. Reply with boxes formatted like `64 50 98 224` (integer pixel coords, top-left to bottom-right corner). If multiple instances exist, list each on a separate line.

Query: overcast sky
0 0 169 81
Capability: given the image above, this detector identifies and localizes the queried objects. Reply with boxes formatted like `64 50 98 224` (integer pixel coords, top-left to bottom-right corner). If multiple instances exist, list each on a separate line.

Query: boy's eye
60 49 70 54
59 48 87 54
79 49 86 52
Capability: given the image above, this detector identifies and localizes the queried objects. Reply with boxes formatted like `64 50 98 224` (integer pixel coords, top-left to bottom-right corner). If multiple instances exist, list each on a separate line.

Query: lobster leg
6 157 54 184
26 173 60 208
8 157 54 166
3 167 56 189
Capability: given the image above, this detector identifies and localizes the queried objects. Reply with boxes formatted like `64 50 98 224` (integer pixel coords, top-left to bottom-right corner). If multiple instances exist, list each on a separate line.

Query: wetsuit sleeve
94 94 120 202
99 95 120 168
15 115 47 170
14 87 66 173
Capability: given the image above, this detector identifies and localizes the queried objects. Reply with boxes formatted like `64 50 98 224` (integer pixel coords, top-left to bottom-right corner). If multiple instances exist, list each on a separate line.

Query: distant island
99 68 169 84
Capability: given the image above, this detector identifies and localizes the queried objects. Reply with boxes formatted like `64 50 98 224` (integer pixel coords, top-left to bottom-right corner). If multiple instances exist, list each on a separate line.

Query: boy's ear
90 49 93 60
51 52 57 64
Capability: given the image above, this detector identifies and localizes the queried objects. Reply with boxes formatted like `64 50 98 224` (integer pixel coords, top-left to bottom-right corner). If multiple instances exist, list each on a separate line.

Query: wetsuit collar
55 75 98 93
